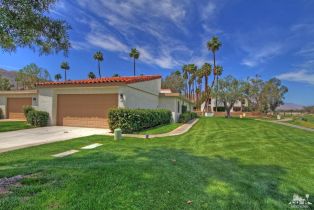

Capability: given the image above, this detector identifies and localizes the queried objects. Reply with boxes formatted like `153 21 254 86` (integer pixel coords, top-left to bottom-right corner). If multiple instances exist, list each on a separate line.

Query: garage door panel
57 94 117 128
7 98 32 120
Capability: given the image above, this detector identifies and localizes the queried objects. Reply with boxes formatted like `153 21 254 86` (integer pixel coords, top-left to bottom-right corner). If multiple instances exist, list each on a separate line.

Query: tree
54 74 62 81
93 51 103 78
262 78 288 112
182 65 189 97
212 75 246 118
0 75 11 90
161 71 184 93
244 75 265 111
196 68 204 107
88 72 96 79
214 65 223 110
207 36 222 84
17 63 51 89
60 61 70 81
187 64 197 99
112 73 120 77
129 48 140 76
0 0 71 55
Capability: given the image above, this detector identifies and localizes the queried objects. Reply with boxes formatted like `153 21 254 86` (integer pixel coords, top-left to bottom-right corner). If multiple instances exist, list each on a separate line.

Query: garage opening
57 94 118 128
7 98 32 120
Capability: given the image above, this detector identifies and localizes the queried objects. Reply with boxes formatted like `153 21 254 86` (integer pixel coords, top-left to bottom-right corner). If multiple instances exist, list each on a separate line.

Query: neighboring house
0 75 194 128
201 98 248 113
159 89 194 122
0 90 38 120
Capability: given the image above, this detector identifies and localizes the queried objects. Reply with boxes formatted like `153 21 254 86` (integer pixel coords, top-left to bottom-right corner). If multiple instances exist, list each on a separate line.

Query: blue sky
1 0 314 105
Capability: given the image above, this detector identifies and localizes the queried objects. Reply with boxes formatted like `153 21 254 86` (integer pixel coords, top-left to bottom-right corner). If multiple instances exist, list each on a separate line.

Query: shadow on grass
0 147 304 209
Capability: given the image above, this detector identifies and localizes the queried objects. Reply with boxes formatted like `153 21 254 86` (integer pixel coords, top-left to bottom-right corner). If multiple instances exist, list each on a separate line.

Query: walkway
116 118 199 139
256 118 314 132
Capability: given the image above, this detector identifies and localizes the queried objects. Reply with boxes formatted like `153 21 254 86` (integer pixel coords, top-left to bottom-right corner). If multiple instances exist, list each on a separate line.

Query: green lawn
288 114 314 129
136 123 181 135
0 118 313 209
0 121 32 132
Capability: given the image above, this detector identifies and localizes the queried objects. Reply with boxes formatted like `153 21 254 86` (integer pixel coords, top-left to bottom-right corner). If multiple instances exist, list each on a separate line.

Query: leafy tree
0 75 11 90
129 48 140 76
93 51 104 78
88 72 96 79
212 75 246 118
304 106 314 113
244 75 265 111
262 78 288 112
112 73 120 77
60 61 70 81
161 71 184 93
17 63 51 89
54 73 62 81
0 0 71 55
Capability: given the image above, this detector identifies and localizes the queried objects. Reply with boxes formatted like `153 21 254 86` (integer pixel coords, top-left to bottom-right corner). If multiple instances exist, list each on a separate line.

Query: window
177 101 180 113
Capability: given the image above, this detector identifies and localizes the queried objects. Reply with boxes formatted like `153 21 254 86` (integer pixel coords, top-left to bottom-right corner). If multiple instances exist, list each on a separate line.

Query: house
201 98 248 113
0 75 194 128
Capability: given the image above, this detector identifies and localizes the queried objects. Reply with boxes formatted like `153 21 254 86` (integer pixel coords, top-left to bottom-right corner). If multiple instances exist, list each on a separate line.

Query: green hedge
108 108 172 133
178 111 197 123
26 110 49 127
23 106 35 117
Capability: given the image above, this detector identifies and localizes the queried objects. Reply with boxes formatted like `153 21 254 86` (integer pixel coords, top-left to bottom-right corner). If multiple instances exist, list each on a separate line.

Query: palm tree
215 65 223 110
88 72 96 79
207 36 222 85
112 73 120 77
196 69 203 108
129 48 140 76
93 51 104 78
54 73 62 81
60 62 70 81
187 64 197 99
182 65 189 97
201 63 212 93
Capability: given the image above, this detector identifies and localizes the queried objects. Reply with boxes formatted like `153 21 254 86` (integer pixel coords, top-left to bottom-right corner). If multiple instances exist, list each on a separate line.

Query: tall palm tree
214 65 223 110
182 65 189 97
129 48 140 76
196 69 203 107
201 63 212 93
88 72 96 79
187 64 197 100
93 51 104 78
54 73 62 81
207 36 222 85
60 62 70 81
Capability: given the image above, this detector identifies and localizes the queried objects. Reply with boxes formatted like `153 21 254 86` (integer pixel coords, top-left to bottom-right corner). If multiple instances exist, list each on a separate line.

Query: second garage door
7 97 32 120
57 94 118 128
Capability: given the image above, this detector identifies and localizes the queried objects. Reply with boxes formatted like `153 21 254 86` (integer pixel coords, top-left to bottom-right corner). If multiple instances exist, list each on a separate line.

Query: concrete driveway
0 126 110 153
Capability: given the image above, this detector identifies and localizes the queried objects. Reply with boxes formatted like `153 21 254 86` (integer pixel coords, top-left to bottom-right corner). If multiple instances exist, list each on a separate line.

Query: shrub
181 105 187 113
27 110 49 127
108 108 172 133
23 106 35 118
0 108 3 119
178 111 197 123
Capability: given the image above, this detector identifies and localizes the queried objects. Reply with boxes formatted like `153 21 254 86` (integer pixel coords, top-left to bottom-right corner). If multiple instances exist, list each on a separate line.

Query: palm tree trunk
98 61 101 78
215 75 219 111
64 70 67 81
133 58 136 76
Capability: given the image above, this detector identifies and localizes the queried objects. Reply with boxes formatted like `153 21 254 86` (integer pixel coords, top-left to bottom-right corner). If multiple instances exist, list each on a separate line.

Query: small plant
178 111 198 123
26 110 49 127
23 106 35 118
0 108 3 119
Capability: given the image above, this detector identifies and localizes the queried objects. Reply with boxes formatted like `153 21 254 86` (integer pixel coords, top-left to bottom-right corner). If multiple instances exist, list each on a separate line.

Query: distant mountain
0 68 18 88
276 103 304 111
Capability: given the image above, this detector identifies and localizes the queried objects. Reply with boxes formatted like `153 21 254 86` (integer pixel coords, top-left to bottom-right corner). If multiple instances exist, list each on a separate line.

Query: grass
287 114 314 129
0 118 313 209
136 123 181 135
0 121 32 132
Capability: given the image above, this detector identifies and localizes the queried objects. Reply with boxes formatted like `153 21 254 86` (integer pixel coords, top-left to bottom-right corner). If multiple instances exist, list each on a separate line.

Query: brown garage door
57 94 118 128
7 98 32 120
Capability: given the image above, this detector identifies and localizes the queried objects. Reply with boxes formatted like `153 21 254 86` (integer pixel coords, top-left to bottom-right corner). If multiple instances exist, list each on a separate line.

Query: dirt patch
0 175 24 195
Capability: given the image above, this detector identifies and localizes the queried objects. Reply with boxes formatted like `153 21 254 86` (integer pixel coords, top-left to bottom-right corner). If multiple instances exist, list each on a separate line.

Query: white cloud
86 33 128 53
276 70 314 85
241 43 282 67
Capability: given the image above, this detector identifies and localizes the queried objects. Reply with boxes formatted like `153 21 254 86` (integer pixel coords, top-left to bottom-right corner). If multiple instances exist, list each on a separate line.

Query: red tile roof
36 75 161 87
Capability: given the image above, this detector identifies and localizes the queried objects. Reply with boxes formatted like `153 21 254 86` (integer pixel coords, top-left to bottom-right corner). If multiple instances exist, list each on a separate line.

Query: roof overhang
159 93 195 104
0 90 38 95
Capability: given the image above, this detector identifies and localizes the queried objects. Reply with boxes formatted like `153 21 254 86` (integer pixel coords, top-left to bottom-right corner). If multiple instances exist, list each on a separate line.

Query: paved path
256 119 314 132
114 119 199 139
0 126 110 153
